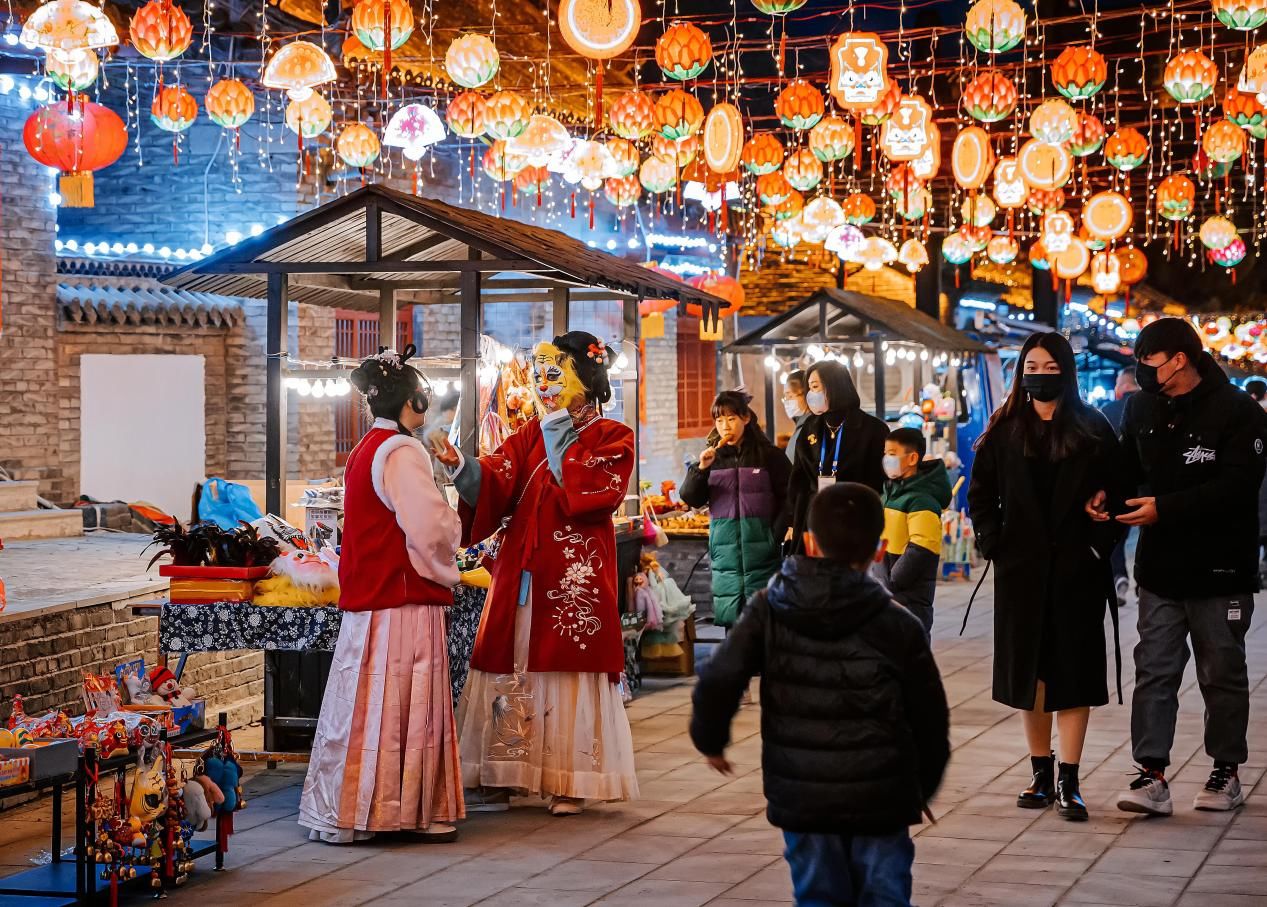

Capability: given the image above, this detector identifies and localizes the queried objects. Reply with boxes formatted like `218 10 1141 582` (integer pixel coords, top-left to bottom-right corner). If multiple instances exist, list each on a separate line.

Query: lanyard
819 423 845 477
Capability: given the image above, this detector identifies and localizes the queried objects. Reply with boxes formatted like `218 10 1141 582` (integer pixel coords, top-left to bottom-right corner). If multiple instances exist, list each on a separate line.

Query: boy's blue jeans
782 829 914 907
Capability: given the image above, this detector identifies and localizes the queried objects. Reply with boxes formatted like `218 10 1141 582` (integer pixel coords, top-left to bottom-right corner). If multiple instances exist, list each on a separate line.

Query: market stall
159 185 726 746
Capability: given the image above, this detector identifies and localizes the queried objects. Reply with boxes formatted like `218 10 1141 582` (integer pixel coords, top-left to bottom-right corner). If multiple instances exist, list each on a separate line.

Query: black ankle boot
1056 762 1089 821
1018 754 1055 809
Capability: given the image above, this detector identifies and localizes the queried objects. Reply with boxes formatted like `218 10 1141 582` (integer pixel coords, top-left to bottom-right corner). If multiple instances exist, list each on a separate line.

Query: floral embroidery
488 668 535 760
548 536 604 644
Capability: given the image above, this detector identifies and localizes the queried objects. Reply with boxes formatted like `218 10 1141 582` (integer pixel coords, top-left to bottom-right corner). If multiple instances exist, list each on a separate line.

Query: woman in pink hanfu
299 346 464 844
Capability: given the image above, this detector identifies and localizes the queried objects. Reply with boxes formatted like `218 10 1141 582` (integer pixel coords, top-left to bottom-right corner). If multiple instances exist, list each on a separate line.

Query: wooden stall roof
727 288 991 354
163 185 726 314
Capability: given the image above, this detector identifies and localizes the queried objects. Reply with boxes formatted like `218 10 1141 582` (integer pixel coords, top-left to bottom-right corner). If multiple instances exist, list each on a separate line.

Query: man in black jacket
1091 318 1265 818
690 483 949 907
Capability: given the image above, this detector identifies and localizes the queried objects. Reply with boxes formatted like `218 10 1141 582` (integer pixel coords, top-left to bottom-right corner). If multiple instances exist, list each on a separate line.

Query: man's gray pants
1131 588 1254 768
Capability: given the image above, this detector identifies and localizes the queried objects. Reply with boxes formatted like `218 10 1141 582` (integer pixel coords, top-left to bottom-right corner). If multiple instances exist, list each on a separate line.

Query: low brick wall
0 593 263 729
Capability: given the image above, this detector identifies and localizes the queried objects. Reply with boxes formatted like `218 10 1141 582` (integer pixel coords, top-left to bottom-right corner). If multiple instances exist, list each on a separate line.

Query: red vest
338 427 452 612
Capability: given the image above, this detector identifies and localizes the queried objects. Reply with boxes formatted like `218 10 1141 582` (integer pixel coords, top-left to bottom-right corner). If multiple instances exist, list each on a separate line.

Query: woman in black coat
787 360 889 553
967 331 1123 822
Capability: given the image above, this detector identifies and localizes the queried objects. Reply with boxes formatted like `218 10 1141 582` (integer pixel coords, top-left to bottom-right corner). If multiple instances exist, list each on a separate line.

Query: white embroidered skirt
456 583 638 802
299 604 464 833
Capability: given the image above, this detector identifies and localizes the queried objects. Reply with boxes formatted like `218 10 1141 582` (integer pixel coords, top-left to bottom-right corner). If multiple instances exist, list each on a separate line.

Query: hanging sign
879 95 933 161
829 32 890 110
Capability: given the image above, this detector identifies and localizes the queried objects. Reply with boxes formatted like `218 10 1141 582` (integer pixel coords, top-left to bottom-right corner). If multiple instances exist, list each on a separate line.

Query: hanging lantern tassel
1051 270 1058 293
708 209 715 234
1008 207 1015 240
594 63 604 130
235 127 241 152
853 119 861 172
720 195 728 234
537 183 542 207
172 135 178 166
1231 266 1237 286
570 190 576 219
469 146 475 182
414 165 420 196
1065 278 1072 304
778 23 787 77
383 0 392 98
954 265 960 288
588 194 595 230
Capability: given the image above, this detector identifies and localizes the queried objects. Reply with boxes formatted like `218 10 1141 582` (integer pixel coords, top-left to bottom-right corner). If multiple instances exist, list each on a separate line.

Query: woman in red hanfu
433 331 638 816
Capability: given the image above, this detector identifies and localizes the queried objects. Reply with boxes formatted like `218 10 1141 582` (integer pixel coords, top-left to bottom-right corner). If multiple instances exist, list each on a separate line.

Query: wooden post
764 363 776 441
265 272 289 517
1033 262 1059 327
622 295 640 509
552 286 569 337
873 336 886 422
459 247 482 457
378 287 396 350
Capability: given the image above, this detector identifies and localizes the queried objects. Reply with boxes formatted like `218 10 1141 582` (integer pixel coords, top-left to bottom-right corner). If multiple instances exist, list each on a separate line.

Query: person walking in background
968 332 1124 822
1090 319 1265 817
878 427 953 638
1247 379 1267 582
787 360 889 553
1102 367 1140 606
782 369 810 461
690 483 949 907
680 390 791 630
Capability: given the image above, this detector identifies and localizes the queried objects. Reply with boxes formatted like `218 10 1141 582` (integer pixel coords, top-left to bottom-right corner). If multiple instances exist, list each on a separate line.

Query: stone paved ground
2 576 1265 906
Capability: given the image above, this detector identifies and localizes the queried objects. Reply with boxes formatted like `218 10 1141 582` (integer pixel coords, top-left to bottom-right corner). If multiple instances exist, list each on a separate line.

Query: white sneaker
1117 769 1173 816
464 787 511 812
1194 765 1245 811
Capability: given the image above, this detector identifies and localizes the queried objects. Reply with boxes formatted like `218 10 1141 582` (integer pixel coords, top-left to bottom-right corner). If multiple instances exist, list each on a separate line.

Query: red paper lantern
129 0 193 62
655 22 711 81
608 90 655 140
23 98 127 207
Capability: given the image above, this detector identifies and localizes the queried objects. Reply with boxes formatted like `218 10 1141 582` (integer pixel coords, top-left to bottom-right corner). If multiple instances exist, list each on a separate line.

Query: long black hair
552 330 614 407
806 359 861 412
707 389 773 449
976 331 1099 460
348 344 429 435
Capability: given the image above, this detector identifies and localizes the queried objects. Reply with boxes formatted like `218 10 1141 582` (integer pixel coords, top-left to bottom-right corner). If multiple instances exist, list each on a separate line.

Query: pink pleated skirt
299 604 464 833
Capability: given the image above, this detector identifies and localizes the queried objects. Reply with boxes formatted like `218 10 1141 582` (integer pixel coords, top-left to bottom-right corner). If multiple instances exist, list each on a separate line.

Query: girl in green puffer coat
680 390 792 628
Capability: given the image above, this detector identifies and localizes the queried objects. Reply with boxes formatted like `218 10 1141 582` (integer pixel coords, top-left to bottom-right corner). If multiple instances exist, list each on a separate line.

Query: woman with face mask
786 360 890 554
679 391 791 629
781 370 810 462
966 332 1125 822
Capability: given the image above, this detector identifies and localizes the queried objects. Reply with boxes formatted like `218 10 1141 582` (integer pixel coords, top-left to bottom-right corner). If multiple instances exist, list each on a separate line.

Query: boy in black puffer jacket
690 483 950 907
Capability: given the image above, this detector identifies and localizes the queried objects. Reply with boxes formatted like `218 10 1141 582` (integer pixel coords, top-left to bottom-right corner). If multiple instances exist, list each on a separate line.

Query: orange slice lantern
608 90 655 140
559 0 640 60
483 90 531 141
1018 139 1072 189
741 132 785 174
654 89 704 140
1104 127 1149 171
703 102 744 173
782 147 823 191
1053 237 1090 281
842 192 877 225
1156 173 1195 221
205 78 255 130
1069 112 1106 157
1082 191 1133 241
880 94 934 161
962 70 1017 123
951 126 995 190
829 32 890 110
1052 46 1107 100
776 79 825 130
808 115 855 162
129 0 193 62
151 85 197 132
1203 118 1246 163
656 22 711 81
336 122 381 168
23 97 127 207
1164 50 1218 104
1029 98 1077 145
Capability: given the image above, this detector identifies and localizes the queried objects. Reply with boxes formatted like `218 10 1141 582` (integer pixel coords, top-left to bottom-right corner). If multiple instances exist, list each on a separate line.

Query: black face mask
1021 373 1064 403
1136 355 1176 395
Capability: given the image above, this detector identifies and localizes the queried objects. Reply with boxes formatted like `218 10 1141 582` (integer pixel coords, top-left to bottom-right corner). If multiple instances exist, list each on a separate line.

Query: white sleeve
374 437 461 589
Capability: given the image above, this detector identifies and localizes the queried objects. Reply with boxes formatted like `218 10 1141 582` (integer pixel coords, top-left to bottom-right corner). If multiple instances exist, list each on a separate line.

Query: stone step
0 508 84 541
0 481 38 513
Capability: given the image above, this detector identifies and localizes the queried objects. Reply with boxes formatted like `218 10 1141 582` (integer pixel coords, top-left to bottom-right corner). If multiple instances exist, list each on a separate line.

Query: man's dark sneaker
1194 764 1244 811
1056 762 1089 821
1117 767 1173 816
1018 753 1055 809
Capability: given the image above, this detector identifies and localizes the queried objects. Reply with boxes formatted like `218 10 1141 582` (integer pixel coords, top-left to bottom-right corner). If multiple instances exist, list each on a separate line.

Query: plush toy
195 772 224 809
147 667 195 708
252 549 340 607
130 750 168 825
182 778 213 831
203 752 243 813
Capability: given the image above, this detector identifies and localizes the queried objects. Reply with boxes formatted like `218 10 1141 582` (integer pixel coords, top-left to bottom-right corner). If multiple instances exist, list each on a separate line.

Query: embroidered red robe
460 415 634 675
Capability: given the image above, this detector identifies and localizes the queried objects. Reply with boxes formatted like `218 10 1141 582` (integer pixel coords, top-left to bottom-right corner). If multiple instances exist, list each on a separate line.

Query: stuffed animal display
146 667 195 708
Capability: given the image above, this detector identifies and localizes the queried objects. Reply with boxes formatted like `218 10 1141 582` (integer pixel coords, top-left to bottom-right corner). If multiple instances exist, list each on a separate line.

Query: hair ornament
586 340 607 364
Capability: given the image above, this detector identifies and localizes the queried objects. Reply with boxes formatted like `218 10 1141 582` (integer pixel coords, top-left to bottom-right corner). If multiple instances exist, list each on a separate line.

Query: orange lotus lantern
880 94 934 161
446 34 500 89
604 174 641 207
782 147 822 191
608 91 655 140
482 140 524 181
47 48 98 92
962 70 1017 123
445 91 487 138
771 189 804 221
151 85 197 132
964 0 1026 55
205 78 255 130
514 164 550 196
829 32 890 110
1200 214 1238 250
1105 127 1149 171
808 115 855 162
129 0 192 62
740 132 785 174
1214 0 1267 29
1082 191 1133 241
1052 46 1107 100
639 155 678 194
654 89 704 140
702 102 743 173
284 91 332 137
952 126 995 190
1203 118 1246 163
755 171 793 205
1029 98 1077 145
23 98 127 207
606 138 639 177
1164 50 1218 104
1156 173 1196 221
352 0 414 53
1069 112 1106 157
842 192 877 225
336 122 381 169
1224 87 1266 131
885 163 923 198
1018 139 1072 189
656 22 711 81
859 80 902 127
483 90 532 141
776 79 825 131
1028 240 1051 270
652 133 698 168
262 40 336 101
1026 187 1065 215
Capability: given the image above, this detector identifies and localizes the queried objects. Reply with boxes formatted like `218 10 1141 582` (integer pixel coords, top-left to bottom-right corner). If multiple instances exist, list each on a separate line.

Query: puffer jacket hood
884 459 953 513
766 556 892 640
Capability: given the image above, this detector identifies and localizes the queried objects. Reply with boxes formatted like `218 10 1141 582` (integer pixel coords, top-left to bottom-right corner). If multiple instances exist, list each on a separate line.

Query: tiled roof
57 258 243 329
